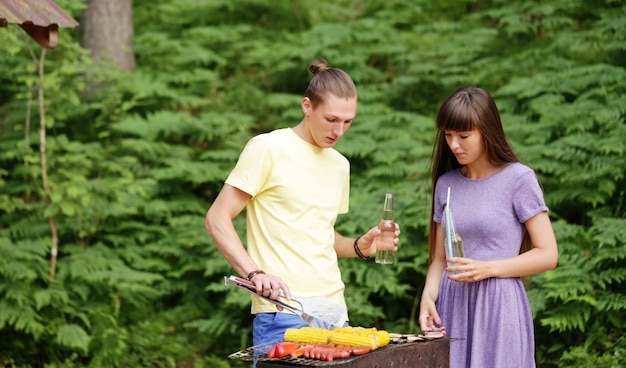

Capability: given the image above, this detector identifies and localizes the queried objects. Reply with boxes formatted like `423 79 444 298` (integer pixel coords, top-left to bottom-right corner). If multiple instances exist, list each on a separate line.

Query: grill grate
228 335 444 366
229 341 354 366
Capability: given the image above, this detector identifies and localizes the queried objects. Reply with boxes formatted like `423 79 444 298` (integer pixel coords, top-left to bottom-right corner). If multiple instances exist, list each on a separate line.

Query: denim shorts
252 313 308 346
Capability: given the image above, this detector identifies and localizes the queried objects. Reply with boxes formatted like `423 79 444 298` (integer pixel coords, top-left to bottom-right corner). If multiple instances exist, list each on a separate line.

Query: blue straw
445 187 453 259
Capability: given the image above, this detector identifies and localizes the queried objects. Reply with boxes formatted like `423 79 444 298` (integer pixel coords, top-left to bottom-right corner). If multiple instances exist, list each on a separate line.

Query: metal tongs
224 275 344 329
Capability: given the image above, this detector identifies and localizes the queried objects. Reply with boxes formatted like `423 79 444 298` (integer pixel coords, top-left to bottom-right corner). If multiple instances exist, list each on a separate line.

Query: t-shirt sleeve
225 137 272 197
339 168 350 214
513 170 549 223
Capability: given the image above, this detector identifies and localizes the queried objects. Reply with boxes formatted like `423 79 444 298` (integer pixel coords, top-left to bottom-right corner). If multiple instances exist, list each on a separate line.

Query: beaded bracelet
353 236 369 260
246 270 265 281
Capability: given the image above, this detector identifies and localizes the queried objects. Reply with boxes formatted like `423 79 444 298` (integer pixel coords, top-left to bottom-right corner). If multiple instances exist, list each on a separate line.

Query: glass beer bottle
375 193 395 264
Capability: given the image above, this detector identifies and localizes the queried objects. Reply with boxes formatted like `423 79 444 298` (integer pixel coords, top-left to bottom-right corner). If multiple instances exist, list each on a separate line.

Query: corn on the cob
284 327 332 344
375 330 391 347
329 331 378 349
329 329 391 350
330 326 361 333
284 326 391 351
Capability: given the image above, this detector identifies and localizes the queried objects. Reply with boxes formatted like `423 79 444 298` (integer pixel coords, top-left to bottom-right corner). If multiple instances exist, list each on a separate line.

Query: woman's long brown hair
427 87 533 264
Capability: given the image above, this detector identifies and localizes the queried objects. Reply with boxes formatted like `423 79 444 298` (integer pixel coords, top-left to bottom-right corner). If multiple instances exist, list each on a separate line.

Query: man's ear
302 97 312 115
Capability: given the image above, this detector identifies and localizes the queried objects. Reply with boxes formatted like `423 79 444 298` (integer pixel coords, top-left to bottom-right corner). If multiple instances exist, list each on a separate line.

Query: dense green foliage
1 0 624 366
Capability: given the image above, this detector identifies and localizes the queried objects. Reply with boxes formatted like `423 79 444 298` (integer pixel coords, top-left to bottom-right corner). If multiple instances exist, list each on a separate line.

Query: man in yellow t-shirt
205 59 400 346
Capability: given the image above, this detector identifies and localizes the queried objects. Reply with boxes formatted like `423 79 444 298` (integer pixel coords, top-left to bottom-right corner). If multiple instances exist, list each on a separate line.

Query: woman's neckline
459 163 513 180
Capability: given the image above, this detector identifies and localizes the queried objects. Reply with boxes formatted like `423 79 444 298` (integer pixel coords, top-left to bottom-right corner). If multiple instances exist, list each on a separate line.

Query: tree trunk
80 0 135 71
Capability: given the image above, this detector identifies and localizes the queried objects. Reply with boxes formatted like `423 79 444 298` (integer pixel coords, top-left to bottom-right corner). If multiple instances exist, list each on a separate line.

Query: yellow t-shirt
225 128 349 319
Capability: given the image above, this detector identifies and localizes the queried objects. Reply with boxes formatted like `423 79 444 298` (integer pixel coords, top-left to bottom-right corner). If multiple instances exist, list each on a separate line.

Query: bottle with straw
444 187 464 274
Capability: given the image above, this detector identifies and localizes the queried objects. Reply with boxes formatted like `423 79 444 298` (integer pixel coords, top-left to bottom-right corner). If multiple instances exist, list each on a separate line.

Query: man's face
302 95 358 148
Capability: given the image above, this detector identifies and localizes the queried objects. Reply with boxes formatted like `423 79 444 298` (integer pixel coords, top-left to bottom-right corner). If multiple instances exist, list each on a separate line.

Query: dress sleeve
512 170 549 223
433 179 445 224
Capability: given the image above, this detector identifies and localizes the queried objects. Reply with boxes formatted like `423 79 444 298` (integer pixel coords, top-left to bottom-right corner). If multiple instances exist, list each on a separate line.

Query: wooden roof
0 0 79 48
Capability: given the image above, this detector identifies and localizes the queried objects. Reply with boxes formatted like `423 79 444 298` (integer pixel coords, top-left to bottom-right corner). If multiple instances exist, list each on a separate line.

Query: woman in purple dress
418 87 558 368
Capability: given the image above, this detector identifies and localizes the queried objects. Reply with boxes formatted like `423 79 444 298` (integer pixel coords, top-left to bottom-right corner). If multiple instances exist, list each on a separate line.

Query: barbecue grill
229 336 453 367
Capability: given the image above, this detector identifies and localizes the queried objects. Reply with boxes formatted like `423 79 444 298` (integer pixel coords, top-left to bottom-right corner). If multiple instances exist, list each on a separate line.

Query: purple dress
434 163 548 368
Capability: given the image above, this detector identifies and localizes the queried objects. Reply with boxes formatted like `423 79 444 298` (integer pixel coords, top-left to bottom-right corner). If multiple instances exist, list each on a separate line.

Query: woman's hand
445 257 492 282
418 297 445 334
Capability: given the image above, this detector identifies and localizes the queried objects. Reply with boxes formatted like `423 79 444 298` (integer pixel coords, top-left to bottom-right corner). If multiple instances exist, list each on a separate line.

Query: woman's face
444 128 486 166
301 95 357 148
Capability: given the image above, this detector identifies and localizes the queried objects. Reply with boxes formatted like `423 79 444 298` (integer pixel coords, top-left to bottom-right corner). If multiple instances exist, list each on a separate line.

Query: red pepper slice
274 342 300 357
290 346 307 358
267 346 277 358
